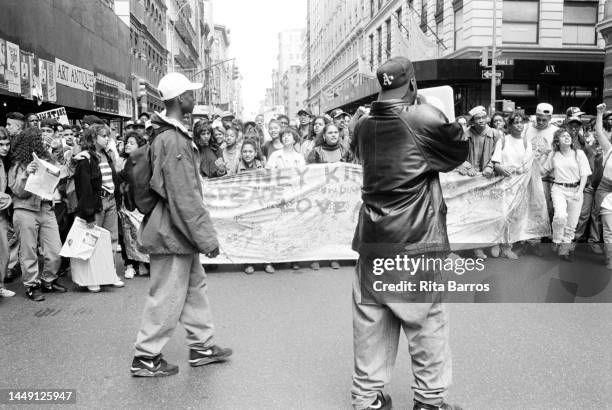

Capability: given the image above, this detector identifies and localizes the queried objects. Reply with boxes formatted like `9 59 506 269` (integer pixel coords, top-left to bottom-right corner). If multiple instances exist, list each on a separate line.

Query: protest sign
47 60 56 102
39 58 49 101
24 152 61 201
6 41 20 93
0 39 7 90
419 86 455 121
37 107 69 125
30 56 43 102
20 50 31 98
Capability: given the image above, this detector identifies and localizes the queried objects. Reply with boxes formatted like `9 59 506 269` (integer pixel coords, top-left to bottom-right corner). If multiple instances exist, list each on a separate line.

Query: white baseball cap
535 103 553 116
157 72 203 101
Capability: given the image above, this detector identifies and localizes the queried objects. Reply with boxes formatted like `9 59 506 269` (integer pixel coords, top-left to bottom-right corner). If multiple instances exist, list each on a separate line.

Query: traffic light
137 78 147 99
232 66 240 80
480 46 488 67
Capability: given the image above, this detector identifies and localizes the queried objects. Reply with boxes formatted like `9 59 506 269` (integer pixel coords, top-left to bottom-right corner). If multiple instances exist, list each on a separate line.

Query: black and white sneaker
366 392 392 410
130 354 179 377
189 345 233 367
413 401 463 410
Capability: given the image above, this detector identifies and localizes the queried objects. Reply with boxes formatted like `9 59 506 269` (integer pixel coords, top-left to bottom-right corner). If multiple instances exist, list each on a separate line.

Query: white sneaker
490 245 500 258
502 249 519 260
474 248 487 259
0 288 16 297
88 285 101 293
112 280 125 288
124 266 136 279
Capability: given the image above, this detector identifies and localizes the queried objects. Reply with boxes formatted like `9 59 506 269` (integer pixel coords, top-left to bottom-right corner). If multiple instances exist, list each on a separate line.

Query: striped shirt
99 156 115 193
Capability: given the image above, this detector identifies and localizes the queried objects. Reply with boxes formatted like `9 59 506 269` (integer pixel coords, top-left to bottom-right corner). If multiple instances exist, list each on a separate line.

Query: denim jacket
8 163 48 212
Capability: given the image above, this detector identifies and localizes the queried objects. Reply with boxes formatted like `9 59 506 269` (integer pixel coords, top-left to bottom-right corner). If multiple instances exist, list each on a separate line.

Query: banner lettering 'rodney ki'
192 163 550 264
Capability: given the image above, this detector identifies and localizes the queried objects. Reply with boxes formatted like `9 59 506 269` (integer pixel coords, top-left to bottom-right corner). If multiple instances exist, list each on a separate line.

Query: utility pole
490 0 497 116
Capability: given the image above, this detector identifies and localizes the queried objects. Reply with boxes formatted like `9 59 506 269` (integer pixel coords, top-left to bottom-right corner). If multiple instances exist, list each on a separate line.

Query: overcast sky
213 0 307 118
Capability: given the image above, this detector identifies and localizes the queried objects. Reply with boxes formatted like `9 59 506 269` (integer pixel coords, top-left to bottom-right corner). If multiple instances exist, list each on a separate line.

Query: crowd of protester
1 96 612 301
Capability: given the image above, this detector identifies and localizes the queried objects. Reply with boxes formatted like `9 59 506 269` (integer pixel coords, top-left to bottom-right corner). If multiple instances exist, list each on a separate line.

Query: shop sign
55 58 95 92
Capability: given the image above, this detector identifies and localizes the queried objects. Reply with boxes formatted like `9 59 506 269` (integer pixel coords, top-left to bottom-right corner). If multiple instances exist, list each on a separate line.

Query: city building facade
0 0 132 124
308 0 606 116
116 0 168 115
210 24 235 112
281 65 307 118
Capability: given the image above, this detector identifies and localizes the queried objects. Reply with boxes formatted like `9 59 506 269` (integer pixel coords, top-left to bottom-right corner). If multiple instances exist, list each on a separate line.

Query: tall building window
377 27 382 64
563 1 598 45
454 7 464 50
502 0 539 44
369 34 374 71
397 7 403 28
371 0 375 18
386 19 392 58
420 0 428 33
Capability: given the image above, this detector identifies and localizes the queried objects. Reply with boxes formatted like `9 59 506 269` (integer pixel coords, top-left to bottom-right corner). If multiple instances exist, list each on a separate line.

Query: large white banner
193 163 550 264
55 57 94 93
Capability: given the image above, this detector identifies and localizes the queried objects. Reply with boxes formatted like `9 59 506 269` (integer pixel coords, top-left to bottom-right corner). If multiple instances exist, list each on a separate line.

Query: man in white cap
524 102 558 255
130 72 232 377
455 105 502 259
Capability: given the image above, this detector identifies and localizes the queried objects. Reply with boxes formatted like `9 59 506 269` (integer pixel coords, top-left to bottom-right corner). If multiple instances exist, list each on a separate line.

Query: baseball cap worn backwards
157 72 203 101
376 56 415 100
566 106 585 117
536 103 553 116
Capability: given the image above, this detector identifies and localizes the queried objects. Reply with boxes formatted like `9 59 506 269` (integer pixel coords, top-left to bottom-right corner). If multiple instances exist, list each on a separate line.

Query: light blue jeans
134 253 216 357
13 204 61 288
351 261 451 409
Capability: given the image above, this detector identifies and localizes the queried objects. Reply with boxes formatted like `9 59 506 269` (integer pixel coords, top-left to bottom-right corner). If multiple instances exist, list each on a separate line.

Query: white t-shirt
542 150 591 183
265 149 306 169
491 135 532 168
524 123 557 157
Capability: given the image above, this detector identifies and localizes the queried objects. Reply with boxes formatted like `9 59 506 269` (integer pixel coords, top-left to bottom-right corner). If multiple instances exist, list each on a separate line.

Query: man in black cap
351 56 467 410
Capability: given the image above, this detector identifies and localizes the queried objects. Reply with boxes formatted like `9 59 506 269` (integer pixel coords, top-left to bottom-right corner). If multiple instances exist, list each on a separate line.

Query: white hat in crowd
468 106 487 117
536 103 553 116
157 72 203 101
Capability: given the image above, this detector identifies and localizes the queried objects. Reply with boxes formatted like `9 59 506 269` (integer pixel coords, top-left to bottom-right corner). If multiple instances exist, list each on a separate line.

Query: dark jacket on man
138 112 218 255
352 100 467 255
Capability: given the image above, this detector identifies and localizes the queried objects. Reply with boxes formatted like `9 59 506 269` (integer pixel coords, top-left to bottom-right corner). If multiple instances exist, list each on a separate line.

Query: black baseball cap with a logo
376 56 415 100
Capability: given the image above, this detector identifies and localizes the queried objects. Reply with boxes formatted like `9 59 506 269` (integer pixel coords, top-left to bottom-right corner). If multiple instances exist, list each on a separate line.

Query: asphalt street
1 252 611 410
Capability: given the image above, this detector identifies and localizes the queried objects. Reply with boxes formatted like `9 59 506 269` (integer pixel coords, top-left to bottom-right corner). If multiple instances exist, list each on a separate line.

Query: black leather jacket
351 100 468 255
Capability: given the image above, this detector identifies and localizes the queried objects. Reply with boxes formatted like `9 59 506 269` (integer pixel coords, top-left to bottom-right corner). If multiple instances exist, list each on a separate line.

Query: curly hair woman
73 124 124 292
8 127 67 301
541 126 591 261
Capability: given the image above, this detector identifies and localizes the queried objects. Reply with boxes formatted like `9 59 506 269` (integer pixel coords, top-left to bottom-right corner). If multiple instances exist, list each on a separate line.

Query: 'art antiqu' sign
55 57 94 93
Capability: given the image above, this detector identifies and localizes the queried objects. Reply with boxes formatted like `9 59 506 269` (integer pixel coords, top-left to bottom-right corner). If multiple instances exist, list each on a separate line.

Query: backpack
124 125 172 214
